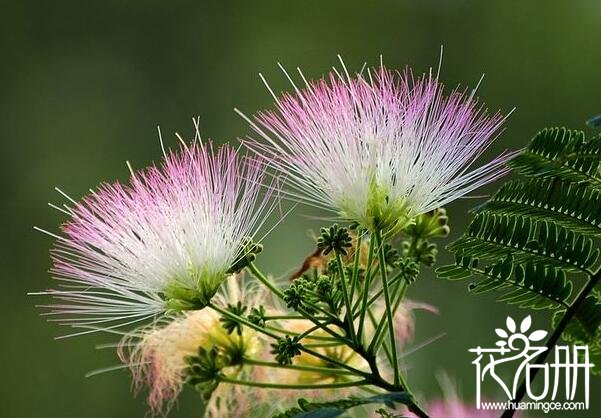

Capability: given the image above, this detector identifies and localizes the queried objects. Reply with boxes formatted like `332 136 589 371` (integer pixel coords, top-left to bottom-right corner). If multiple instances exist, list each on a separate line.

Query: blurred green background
2 1 601 417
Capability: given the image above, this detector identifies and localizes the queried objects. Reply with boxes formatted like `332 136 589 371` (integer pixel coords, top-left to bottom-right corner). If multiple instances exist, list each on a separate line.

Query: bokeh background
2 1 601 417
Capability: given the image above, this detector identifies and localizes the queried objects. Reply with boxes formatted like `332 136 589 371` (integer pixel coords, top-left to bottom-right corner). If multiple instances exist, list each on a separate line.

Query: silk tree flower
119 278 269 416
35 139 275 335
238 60 514 233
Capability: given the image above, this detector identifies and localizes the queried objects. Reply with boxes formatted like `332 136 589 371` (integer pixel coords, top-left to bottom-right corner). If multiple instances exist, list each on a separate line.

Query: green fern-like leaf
552 293 601 375
509 127 601 186
553 293 601 345
440 127 601 320
438 256 571 309
441 126 601 382
448 213 598 273
477 177 601 237
272 393 411 418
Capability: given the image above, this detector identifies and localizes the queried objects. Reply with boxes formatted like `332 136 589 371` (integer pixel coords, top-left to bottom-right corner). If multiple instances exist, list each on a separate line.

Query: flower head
239 59 514 233
119 278 268 416
37 137 275 335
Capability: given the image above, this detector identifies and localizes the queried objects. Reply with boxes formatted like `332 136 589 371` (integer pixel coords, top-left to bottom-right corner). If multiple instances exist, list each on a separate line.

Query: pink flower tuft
37 137 276 335
239 59 515 231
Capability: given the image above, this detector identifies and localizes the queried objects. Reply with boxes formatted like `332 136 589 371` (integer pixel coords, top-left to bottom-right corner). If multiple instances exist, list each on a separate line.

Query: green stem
246 262 347 342
208 302 367 377
210 302 280 339
248 262 285 299
265 325 336 341
357 235 376 342
372 228 400 386
264 315 327 321
353 269 406 318
367 308 393 366
349 231 364 303
295 323 326 341
336 252 358 344
304 342 347 348
218 376 369 390
301 300 343 325
373 280 408 351
243 358 356 376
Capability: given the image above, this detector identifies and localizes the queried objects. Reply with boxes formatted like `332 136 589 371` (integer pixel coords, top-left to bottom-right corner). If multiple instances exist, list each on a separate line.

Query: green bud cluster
219 302 268 334
270 335 303 365
284 274 341 316
219 301 247 335
317 224 352 255
405 208 450 240
227 237 263 274
382 243 400 269
401 240 438 267
396 258 420 284
184 347 224 400
248 305 267 327
283 281 306 310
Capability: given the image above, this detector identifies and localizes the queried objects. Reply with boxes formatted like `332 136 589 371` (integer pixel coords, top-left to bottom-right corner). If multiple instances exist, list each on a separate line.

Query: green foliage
438 256 572 309
554 293 601 343
477 177 601 236
553 292 601 375
272 393 412 418
440 127 601 344
589 345 601 376
509 127 601 185
448 213 598 273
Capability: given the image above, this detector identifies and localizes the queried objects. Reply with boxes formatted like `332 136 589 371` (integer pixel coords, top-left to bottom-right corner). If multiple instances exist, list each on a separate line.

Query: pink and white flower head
36 136 275 335
238 57 515 233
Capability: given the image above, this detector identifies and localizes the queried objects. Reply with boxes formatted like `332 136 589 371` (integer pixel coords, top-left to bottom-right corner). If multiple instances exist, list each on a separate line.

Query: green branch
242 357 356 376
218 376 369 390
372 228 400 386
207 302 368 377
336 251 358 344
357 236 376 342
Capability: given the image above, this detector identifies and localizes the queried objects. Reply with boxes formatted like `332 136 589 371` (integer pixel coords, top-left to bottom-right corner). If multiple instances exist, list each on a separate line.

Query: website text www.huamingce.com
479 401 587 413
